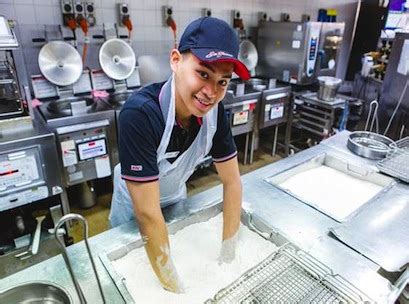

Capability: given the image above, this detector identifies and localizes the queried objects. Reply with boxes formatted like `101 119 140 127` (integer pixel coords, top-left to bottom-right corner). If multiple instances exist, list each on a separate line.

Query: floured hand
156 245 185 293
218 231 239 265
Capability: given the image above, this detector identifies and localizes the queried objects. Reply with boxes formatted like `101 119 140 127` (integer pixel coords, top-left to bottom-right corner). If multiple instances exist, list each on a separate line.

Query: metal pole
272 125 278 157
244 132 249 165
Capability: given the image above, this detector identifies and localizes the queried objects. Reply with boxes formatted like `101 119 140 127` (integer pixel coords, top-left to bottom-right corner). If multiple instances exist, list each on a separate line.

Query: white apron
109 75 218 227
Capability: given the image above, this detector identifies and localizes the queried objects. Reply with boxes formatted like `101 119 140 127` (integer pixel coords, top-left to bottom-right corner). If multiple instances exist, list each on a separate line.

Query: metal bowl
317 76 342 101
0 281 72 303
347 131 394 159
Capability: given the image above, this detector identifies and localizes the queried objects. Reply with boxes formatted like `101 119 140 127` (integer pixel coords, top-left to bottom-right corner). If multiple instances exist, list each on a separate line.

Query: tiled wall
0 0 359 79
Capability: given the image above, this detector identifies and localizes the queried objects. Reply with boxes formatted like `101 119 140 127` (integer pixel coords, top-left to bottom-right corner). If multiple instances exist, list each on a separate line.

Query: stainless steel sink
0 282 72 303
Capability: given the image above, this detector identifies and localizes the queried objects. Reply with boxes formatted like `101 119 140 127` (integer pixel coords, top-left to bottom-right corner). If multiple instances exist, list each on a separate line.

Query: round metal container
317 76 342 101
347 131 394 159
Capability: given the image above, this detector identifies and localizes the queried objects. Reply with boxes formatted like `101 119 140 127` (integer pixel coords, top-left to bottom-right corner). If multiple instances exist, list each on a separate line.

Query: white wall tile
143 0 157 10
143 9 158 26
130 25 145 41
52 5 63 24
0 3 16 18
101 7 116 23
34 0 53 5
34 5 56 25
14 4 37 24
14 0 33 4
100 0 114 9
127 0 140 10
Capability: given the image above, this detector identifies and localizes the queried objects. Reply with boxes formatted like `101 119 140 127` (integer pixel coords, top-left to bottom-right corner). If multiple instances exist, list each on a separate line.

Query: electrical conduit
166 17 177 49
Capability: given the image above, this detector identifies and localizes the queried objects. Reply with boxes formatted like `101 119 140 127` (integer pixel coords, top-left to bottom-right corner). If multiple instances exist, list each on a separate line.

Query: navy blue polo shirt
119 82 237 182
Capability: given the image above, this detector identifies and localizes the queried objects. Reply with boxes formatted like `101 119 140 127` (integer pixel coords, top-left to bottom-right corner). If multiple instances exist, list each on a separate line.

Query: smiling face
170 50 234 121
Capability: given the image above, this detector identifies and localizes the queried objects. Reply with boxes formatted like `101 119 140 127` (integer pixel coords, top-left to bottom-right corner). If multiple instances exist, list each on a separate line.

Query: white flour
112 213 276 303
279 165 383 220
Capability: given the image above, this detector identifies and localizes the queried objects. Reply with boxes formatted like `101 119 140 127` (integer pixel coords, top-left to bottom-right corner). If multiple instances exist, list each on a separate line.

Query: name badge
164 151 180 159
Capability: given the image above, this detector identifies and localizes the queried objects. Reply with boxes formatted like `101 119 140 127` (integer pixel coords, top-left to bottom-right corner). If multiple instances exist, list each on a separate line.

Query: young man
109 17 250 293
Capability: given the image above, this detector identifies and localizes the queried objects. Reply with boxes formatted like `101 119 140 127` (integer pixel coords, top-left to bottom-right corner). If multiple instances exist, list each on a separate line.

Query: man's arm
214 156 242 241
125 180 183 293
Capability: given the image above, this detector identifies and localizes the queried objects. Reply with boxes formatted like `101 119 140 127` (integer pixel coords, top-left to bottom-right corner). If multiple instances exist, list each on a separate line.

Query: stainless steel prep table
0 131 405 303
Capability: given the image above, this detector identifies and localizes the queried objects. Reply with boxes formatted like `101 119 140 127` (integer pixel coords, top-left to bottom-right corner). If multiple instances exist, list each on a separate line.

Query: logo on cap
205 51 233 59
131 165 143 171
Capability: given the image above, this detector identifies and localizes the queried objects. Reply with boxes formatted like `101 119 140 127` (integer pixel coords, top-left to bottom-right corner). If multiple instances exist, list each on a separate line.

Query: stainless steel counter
0 131 406 303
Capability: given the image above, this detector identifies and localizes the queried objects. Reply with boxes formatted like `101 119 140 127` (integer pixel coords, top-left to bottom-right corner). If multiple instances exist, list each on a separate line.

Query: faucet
54 213 106 304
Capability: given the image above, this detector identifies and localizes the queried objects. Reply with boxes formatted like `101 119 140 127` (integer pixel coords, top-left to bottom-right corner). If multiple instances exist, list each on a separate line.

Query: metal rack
206 244 372 303
297 92 345 138
0 47 24 118
377 136 409 183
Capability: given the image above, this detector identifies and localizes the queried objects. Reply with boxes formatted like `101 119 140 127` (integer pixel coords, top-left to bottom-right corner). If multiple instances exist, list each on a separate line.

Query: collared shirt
119 82 237 182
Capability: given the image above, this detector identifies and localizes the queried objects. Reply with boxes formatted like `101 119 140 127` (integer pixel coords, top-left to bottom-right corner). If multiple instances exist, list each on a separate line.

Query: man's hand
155 245 184 293
126 180 184 293
218 231 239 264
214 156 242 264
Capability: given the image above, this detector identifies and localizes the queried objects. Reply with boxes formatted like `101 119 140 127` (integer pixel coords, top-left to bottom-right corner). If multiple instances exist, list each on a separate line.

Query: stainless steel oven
256 21 344 84
0 119 63 212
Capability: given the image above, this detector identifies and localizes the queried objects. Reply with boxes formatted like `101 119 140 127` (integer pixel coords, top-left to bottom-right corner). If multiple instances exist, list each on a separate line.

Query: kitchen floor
69 143 282 243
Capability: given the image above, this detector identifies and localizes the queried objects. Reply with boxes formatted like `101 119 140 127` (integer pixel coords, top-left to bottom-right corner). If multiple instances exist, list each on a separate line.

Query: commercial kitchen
0 0 408 303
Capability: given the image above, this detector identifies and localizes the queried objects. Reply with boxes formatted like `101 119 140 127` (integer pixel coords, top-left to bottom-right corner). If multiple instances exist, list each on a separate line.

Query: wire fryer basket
206 244 372 304
377 136 409 183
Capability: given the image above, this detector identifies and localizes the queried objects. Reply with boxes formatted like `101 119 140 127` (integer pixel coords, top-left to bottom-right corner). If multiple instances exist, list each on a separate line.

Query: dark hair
180 49 191 56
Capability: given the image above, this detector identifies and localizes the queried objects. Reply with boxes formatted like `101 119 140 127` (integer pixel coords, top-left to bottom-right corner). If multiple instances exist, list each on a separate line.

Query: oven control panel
0 147 48 211
57 119 112 186
306 23 321 77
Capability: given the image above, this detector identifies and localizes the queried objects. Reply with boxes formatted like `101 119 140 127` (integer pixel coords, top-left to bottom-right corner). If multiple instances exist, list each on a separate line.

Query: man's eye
198 71 209 79
219 80 228 87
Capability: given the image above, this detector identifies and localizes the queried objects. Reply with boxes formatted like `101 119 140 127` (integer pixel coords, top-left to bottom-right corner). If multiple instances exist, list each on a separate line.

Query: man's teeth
196 97 210 106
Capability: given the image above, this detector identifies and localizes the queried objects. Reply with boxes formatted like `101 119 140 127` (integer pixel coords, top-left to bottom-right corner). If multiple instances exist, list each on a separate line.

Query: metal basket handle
365 100 379 133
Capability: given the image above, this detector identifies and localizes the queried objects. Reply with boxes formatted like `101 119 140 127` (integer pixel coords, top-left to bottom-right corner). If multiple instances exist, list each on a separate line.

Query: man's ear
169 49 182 73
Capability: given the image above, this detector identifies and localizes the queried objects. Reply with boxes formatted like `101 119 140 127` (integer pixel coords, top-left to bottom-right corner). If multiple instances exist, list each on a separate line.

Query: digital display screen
0 169 18 177
0 155 40 189
77 139 107 161
385 11 405 29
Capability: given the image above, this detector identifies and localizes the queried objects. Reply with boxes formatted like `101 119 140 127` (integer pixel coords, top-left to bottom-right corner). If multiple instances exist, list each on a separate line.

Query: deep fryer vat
265 153 395 222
